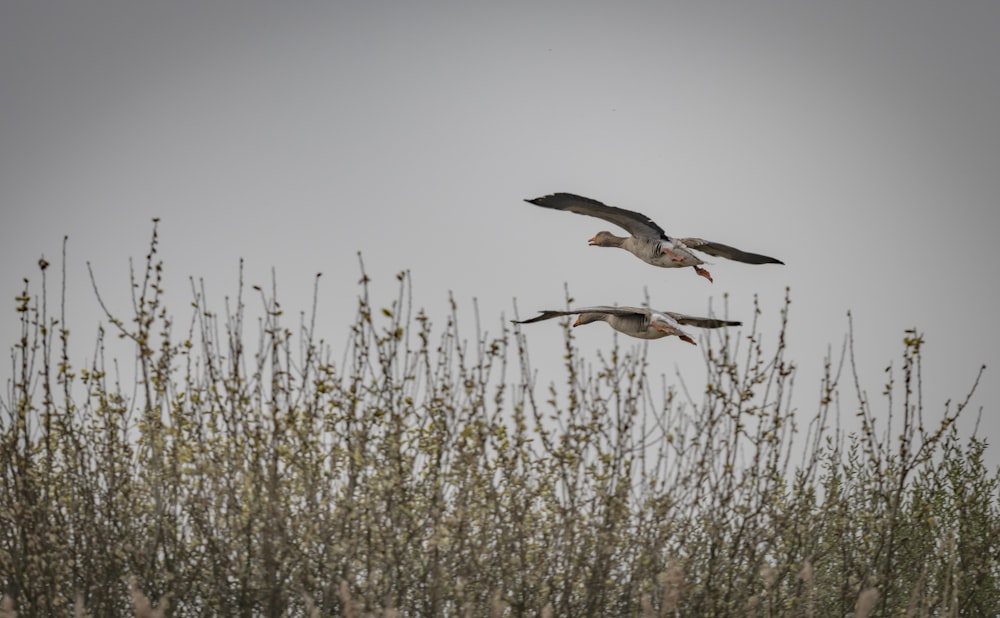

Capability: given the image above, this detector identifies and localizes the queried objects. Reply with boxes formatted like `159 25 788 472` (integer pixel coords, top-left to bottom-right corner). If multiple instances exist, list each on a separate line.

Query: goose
513 306 741 345
524 192 783 282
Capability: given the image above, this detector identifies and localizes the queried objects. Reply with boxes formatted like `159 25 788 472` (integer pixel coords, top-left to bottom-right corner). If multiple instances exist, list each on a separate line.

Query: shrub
1 225 997 616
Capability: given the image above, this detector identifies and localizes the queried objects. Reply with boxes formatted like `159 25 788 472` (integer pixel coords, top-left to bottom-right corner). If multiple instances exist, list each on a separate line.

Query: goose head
588 231 626 247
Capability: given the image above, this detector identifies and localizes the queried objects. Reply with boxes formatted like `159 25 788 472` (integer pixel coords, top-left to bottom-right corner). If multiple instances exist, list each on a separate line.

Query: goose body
513 306 741 345
524 192 783 282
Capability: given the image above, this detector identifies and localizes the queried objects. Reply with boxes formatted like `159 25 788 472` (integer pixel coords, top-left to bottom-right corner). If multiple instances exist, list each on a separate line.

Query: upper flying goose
524 192 783 282
513 306 741 345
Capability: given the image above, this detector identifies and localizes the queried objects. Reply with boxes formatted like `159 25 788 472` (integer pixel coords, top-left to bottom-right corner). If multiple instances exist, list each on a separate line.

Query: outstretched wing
512 310 576 325
664 312 742 329
525 193 668 240
513 305 648 324
679 238 784 265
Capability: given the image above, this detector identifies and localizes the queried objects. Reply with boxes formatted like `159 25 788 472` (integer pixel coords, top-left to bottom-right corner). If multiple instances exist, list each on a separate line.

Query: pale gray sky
3 1 999 468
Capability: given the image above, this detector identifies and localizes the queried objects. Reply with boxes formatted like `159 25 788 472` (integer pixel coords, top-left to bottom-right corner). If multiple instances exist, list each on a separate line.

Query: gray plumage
513 305 741 345
524 192 783 281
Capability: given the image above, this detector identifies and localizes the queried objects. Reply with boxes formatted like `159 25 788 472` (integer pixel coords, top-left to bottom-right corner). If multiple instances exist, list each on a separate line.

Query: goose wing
664 312 742 329
512 310 576 325
525 193 668 240
513 306 649 324
679 238 784 265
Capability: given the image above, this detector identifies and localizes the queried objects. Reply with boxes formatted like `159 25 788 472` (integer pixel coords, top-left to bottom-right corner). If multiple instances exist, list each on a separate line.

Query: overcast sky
3 1 999 469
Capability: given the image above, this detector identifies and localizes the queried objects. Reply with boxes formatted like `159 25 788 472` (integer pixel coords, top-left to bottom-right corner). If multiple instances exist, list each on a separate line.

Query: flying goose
513 306 741 345
524 192 783 282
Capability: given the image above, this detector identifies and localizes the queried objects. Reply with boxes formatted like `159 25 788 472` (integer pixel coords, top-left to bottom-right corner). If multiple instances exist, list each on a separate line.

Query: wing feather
513 306 649 324
525 193 668 239
679 238 783 265
511 310 576 325
665 312 742 328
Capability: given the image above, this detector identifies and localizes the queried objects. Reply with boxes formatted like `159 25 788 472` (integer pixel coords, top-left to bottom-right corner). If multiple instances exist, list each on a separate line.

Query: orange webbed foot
680 334 697 346
694 266 713 283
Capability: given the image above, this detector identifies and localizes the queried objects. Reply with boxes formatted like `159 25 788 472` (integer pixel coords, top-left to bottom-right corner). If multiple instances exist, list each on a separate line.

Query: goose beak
587 236 597 246
572 317 582 327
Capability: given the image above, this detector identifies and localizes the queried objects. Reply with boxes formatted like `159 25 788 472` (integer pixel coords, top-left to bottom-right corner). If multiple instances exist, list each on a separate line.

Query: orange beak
572 317 582 327
587 237 597 246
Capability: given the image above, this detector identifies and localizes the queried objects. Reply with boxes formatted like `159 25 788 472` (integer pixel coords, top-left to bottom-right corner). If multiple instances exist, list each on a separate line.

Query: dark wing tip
524 193 579 207
739 251 784 265
689 240 785 265
512 310 571 325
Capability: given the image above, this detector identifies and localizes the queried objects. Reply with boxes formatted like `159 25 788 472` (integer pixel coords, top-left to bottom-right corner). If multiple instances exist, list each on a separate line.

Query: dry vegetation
2 225 998 617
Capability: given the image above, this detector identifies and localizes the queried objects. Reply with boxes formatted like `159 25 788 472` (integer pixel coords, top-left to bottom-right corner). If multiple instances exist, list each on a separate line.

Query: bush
2 224 997 617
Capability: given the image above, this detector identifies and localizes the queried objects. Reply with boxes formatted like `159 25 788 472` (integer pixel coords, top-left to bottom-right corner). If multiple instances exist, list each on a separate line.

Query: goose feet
694 266 713 283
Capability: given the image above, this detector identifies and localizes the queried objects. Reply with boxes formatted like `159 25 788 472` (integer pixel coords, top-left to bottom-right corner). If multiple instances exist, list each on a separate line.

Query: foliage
1 225 998 617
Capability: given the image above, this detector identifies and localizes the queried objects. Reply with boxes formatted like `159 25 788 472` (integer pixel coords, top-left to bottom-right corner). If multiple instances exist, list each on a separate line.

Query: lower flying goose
513 306 740 345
